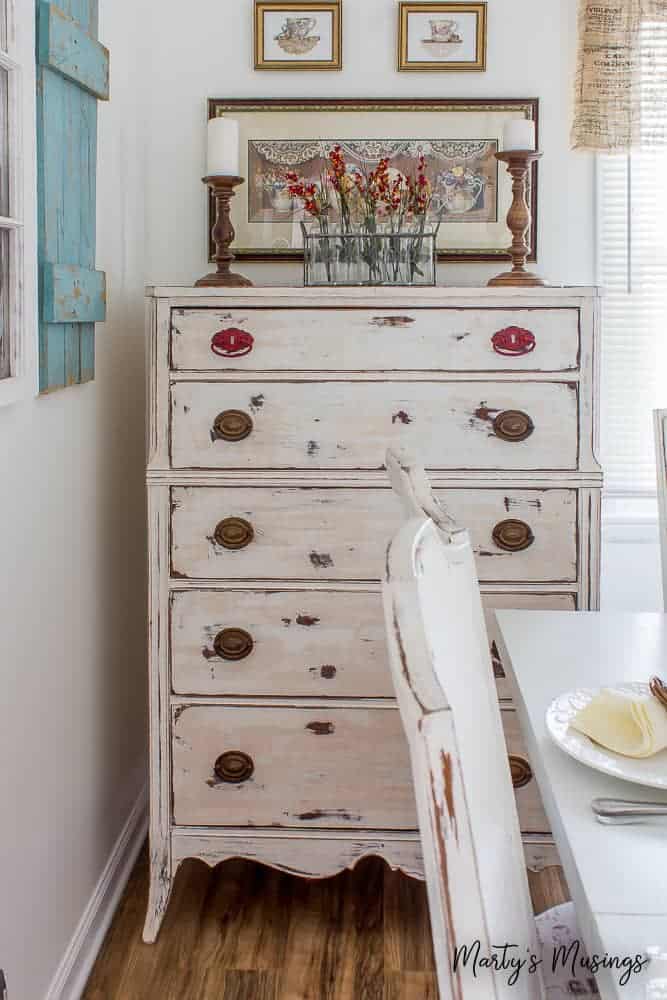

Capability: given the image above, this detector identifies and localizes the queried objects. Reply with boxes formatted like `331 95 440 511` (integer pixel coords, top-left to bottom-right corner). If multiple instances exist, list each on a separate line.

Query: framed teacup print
398 2 487 72
254 1 342 70
206 98 539 262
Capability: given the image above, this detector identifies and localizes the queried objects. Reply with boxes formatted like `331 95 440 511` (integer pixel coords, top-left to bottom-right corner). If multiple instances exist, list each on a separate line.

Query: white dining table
494 610 667 1000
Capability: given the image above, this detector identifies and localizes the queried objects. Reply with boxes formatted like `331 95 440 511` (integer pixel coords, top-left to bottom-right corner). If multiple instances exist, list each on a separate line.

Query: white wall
0 6 148 999
602 497 663 611
142 0 595 288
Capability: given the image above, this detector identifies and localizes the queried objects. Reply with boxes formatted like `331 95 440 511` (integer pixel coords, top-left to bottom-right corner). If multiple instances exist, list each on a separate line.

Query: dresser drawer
171 589 388 697
170 308 580 373
170 380 578 472
171 487 578 584
486 593 577 701
172 588 577 699
172 704 418 829
502 708 550 833
171 704 547 833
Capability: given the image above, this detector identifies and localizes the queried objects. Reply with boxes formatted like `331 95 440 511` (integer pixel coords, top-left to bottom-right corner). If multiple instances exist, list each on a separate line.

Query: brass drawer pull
214 751 254 784
493 409 534 443
509 754 533 789
212 410 253 442
214 517 254 550
492 519 534 553
213 627 254 661
490 641 506 679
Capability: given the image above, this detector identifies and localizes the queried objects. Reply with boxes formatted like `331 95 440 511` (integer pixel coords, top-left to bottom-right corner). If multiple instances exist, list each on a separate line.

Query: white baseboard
44 781 149 1000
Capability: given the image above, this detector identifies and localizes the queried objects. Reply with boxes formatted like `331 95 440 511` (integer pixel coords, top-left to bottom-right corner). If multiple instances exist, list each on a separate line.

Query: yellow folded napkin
571 689 667 759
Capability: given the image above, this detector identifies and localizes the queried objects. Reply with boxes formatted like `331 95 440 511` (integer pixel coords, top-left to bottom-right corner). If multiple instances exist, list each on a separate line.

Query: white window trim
0 0 36 407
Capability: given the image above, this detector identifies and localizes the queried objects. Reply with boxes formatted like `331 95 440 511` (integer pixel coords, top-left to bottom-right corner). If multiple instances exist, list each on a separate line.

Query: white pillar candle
502 119 536 151
207 117 240 177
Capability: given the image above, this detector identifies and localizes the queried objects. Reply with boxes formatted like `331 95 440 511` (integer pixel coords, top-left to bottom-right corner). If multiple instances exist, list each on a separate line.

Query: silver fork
592 798 667 825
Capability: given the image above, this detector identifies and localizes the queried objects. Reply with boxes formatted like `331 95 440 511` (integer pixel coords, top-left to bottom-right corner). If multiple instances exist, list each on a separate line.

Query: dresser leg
142 846 174 943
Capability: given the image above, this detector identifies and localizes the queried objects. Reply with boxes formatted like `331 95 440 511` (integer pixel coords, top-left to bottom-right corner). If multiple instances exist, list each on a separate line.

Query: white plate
546 683 667 790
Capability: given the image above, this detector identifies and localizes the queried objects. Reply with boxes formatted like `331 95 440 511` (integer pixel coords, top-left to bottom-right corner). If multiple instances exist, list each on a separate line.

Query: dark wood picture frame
206 97 539 264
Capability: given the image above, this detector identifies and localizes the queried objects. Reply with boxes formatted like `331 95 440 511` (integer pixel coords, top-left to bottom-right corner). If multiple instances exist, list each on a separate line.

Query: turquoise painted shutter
36 0 109 392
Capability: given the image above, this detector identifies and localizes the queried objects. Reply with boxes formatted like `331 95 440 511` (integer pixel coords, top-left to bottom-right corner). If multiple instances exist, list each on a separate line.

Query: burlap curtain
572 0 667 150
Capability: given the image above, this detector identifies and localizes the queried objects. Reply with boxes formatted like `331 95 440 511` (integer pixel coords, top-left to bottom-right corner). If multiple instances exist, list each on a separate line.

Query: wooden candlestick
195 175 253 288
488 151 545 288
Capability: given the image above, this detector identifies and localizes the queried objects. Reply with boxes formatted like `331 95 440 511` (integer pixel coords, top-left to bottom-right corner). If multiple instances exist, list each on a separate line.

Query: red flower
329 145 348 181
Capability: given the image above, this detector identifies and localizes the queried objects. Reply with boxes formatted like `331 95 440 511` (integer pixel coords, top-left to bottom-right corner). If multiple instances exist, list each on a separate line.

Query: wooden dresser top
146 285 601 301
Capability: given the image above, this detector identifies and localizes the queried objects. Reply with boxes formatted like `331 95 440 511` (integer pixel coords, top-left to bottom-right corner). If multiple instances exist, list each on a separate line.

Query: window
596 12 667 498
597 150 667 496
0 0 27 403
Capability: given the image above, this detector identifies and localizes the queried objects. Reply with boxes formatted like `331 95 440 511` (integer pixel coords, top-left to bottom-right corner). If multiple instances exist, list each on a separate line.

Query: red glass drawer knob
492 326 536 357
211 327 254 358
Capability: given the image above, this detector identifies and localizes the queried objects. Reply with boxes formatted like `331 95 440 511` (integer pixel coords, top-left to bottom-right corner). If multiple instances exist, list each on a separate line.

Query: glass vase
303 227 437 287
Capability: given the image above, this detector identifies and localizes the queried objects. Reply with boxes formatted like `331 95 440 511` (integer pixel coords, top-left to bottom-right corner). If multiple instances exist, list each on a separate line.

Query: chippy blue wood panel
38 2 109 100
42 263 106 323
36 0 108 392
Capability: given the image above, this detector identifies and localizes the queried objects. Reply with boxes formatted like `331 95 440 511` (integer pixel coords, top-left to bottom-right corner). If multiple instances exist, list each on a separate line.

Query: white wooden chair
383 449 596 999
654 410 667 611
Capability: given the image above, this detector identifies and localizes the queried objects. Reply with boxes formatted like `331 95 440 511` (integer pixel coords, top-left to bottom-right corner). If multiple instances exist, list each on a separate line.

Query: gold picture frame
398 2 487 72
254 1 342 71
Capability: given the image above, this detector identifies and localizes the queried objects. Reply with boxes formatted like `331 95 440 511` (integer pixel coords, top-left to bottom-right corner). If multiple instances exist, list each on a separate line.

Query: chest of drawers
143 286 602 942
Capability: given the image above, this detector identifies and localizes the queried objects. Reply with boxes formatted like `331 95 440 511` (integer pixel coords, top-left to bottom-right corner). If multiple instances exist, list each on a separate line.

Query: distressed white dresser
143 285 602 941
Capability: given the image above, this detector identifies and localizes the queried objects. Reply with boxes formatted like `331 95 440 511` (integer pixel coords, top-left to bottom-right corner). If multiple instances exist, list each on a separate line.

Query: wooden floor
83 843 568 1000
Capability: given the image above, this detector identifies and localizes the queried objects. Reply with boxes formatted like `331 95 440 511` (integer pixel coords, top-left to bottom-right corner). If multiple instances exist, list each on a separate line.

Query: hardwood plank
221 971 281 1000
204 860 292 973
528 864 570 915
81 847 150 1000
83 844 570 999
114 859 211 1000
184 858 257 978
383 972 439 1000
383 865 435 974
278 868 342 999
349 860 385 1000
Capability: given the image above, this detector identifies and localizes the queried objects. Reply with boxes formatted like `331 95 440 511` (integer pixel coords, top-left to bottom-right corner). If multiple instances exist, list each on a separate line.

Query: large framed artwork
206 98 539 263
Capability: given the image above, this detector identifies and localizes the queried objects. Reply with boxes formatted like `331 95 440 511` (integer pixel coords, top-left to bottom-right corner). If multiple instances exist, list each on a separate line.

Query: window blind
597 147 667 495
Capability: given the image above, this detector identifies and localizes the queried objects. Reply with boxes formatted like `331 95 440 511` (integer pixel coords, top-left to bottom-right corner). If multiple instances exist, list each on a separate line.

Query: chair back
654 410 667 610
383 449 542 999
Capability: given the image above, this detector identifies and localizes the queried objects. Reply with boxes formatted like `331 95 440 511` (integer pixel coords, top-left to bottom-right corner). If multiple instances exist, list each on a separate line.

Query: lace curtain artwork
572 0 667 150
